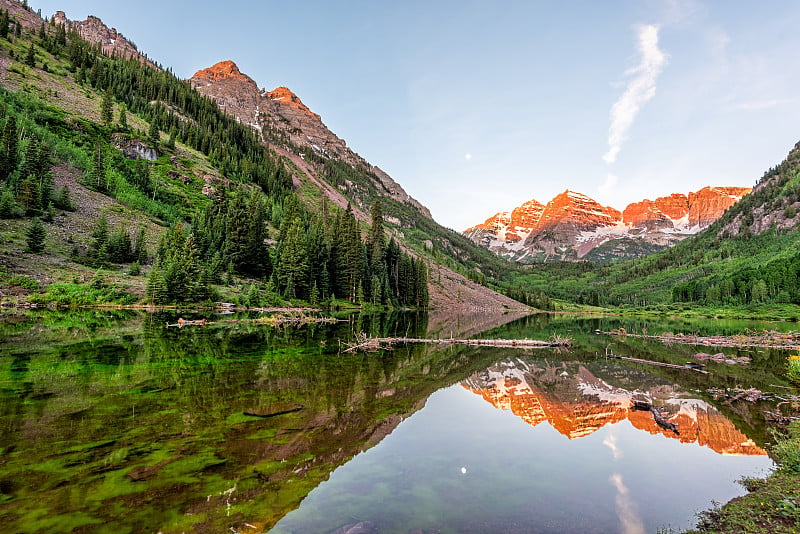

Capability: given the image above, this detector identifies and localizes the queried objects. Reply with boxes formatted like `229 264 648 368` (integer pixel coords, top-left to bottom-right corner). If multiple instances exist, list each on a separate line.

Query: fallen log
342 335 571 353
165 317 210 328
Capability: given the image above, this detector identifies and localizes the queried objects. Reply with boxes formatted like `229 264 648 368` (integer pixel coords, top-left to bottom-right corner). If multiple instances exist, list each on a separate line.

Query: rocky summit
464 186 751 262
189 61 430 218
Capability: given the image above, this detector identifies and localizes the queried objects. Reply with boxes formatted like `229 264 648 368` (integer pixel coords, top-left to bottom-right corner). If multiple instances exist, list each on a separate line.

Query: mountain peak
192 61 254 83
266 86 319 119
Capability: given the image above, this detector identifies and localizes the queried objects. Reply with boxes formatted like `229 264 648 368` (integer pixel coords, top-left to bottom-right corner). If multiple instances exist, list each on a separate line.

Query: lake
0 309 789 533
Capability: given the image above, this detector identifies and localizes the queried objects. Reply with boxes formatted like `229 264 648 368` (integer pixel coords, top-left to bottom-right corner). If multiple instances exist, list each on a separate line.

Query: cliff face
462 360 766 456
465 187 751 262
189 61 431 219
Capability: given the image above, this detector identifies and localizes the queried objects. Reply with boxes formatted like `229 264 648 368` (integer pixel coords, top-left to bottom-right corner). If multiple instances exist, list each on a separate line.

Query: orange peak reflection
461 363 766 456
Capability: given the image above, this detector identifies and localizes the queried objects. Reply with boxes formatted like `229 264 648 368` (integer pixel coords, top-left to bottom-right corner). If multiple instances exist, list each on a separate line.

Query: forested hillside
0 1 440 309
514 142 800 313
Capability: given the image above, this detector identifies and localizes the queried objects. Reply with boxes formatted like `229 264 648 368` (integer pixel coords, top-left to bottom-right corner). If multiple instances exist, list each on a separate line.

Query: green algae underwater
0 309 794 533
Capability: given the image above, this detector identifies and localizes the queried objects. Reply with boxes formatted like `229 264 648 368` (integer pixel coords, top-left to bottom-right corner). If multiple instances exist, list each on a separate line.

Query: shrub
788 354 800 385
773 421 800 474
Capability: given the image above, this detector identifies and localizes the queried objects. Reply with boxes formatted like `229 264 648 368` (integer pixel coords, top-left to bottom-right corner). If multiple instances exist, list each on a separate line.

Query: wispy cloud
603 25 668 164
610 473 646 534
602 428 623 460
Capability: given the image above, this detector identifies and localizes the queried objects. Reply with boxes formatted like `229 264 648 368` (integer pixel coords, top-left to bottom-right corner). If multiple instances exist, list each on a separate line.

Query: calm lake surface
0 310 791 533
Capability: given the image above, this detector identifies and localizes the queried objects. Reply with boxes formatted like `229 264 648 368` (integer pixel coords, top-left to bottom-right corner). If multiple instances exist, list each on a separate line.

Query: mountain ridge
465 186 750 262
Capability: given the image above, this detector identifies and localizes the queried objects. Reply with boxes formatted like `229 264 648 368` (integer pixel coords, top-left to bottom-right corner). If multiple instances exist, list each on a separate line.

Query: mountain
0 1 534 311
462 358 766 456
189 60 431 219
464 187 750 262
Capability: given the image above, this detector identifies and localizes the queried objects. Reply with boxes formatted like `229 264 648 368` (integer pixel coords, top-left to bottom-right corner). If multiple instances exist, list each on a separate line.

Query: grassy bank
687 421 800 533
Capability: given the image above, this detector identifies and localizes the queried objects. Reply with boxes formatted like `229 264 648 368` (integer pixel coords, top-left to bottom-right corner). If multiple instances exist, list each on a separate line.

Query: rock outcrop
52 11 151 65
465 187 750 262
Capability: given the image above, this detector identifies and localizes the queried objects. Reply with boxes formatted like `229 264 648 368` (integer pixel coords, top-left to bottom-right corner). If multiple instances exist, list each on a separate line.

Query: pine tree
0 115 18 181
148 223 209 303
90 214 109 259
101 88 113 125
275 217 308 299
53 185 74 211
148 119 159 146
133 226 148 263
335 204 363 302
90 139 107 192
368 201 385 265
24 42 35 67
146 264 167 304
106 228 133 263
19 175 41 215
0 9 9 40
54 21 66 47
26 217 46 252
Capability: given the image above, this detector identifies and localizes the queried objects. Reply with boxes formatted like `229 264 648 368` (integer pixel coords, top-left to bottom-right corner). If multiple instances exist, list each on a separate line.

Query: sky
27 0 800 230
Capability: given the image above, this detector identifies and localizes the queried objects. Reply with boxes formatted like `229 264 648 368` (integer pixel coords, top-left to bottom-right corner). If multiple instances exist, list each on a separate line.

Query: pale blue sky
29 1 800 230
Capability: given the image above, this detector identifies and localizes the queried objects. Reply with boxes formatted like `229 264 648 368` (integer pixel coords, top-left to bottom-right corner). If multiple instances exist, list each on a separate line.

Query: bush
788 354 800 385
0 188 21 218
773 421 800 474
31 282 137 305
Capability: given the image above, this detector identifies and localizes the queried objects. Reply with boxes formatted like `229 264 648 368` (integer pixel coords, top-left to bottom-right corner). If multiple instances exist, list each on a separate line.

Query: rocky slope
465 187 750 262
189 60 431 219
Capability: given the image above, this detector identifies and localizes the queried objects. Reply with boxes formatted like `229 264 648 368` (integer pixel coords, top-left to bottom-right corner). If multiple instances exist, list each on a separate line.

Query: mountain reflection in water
461 358 766 456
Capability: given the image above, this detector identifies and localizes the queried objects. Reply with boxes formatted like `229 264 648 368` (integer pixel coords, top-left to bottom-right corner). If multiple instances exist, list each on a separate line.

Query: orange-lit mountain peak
267 86 320 119
192 60 254 83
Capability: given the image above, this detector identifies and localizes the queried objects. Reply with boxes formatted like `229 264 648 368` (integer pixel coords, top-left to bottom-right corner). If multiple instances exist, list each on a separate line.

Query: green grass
688 422 800 533
29 281 137 306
